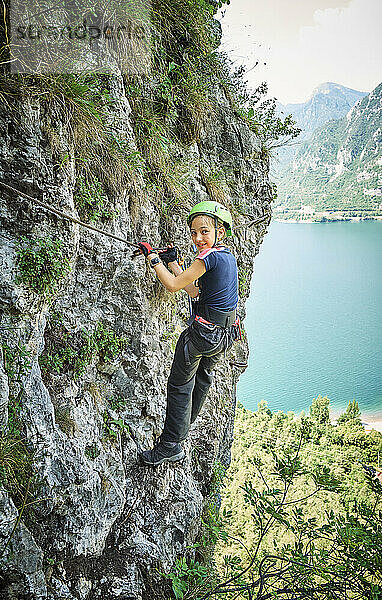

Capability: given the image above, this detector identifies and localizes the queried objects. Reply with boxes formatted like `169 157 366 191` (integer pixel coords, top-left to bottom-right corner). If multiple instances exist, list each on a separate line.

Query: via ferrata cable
0 180 271 250
0 181 141 249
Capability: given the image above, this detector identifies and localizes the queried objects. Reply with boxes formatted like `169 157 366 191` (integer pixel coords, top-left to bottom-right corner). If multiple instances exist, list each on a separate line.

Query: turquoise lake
238 221 382 419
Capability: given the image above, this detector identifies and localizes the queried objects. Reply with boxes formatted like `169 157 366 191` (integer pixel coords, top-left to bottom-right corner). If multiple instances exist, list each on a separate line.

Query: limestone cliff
0 3 272 599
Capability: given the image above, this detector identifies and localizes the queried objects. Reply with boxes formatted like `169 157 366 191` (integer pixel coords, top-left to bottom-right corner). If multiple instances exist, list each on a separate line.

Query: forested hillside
275 82 367 173
275 83 382 221
163 398 382 599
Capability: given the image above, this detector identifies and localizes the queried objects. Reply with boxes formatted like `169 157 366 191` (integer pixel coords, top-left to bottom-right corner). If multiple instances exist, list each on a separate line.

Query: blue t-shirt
196 246 238 311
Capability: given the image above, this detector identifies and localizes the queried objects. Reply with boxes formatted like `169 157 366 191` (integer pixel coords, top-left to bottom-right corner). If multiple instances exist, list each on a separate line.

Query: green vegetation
198 461 228 559
238 267 251 297
160 324 181 353
218 75 300 151
74 175 114 222
102 411 129 442
161 557 210 600
108 396 127 412
15 237 71 297
162 460 228 598
0 426 34 511
1 72 130 193
309 393 330 424
84 443 100 460
1 0 298 232
276 84 382 218
162 398 382 599
2 342 31 394
201 170 228 206
337 399 362 424
39 317 127 379
126 11 299 217
0 342 37 512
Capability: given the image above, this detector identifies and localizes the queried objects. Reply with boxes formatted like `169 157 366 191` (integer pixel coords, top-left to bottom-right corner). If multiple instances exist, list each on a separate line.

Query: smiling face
190 215 225 251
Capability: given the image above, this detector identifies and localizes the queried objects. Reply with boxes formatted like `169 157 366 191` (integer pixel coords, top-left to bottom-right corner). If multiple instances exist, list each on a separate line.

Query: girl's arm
167 260 200 297
147 254 205 297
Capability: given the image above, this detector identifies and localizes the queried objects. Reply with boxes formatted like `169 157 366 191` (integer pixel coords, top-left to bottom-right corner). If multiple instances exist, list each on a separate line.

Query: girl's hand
158 245 178 265
136 242 153 257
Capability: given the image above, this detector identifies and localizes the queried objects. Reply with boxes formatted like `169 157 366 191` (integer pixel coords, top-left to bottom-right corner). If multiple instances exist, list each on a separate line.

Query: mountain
283 82 367 138
275 82 382 220
275 83 368 174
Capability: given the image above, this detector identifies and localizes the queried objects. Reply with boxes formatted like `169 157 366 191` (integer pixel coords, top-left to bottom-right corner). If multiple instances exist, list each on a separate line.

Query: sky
219 0 382 105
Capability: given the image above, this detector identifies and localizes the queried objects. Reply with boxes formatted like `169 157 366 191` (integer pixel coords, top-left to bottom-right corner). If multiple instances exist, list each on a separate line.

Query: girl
138 201 239 465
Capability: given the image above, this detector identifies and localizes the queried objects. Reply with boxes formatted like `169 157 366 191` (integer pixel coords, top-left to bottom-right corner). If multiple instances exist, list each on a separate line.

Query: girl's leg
161 329 202 442
190 353 221 424
191 325 238 424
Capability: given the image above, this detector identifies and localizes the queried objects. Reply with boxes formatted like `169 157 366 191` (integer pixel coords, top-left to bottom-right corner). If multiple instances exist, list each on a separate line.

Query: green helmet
187 201 233 237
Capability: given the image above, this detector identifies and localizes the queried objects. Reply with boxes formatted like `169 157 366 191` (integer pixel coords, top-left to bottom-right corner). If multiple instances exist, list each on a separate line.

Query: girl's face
190 216 225 251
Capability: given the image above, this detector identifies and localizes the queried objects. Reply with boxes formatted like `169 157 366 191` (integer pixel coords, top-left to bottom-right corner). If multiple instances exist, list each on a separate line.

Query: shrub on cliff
15 237 71 298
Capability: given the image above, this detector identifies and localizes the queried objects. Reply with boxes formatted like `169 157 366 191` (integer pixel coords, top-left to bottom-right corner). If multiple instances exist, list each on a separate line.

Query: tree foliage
337 399 362 425
165 398 382 599
309 394 330 424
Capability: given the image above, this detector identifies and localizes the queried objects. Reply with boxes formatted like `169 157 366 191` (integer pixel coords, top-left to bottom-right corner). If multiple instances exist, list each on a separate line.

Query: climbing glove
136 242 153 257
158 245 178 265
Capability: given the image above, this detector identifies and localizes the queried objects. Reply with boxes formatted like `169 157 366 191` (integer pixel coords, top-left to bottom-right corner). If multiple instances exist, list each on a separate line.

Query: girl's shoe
140 440 185 466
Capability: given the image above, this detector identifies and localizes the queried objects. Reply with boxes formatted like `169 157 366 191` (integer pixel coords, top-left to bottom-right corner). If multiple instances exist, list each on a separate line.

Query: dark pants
161 320 238 442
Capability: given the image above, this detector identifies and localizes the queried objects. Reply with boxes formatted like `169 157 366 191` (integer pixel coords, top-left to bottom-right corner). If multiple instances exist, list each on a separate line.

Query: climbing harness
194 314 241 337
195 305 237 328
181 257 194 320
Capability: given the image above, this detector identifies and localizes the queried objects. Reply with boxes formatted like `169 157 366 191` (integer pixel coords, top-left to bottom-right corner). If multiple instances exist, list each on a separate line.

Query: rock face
0 66 271 600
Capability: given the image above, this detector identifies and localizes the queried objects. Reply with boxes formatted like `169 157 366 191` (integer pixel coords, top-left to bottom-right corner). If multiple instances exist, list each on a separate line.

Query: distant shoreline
274 216 382 224
360 418 382 433
330 412 382 433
